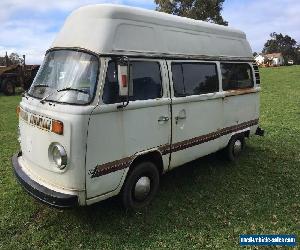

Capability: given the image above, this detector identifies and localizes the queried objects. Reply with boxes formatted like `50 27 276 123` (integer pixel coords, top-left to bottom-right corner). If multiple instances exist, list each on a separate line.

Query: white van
12 4 264 210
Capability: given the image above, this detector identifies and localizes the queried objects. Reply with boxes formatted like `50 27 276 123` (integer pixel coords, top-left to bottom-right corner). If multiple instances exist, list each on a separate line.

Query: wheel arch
129 149 164 176
230 128 250 141
121 149 162 209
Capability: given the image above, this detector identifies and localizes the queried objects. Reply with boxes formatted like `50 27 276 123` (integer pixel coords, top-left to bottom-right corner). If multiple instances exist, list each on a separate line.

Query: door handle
175 109 187 124
175 115 186 122
158 116 169 122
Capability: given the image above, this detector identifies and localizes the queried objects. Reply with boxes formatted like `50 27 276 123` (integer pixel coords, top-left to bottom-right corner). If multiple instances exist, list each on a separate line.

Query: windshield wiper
40 91 55 104
57 87 88 94
40 86 88 104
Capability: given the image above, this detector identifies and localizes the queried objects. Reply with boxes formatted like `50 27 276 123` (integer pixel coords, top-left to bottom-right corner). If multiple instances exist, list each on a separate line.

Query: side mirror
117 57 133 109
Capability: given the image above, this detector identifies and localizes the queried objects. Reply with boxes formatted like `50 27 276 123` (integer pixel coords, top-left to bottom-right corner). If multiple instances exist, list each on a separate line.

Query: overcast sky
0 0 299 64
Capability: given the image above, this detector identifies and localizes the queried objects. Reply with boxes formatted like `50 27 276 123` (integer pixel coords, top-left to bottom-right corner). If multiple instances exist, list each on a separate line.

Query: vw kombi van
12 4 264 210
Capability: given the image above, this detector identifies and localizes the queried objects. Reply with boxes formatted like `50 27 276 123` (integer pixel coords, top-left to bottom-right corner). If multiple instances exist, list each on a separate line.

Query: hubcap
134 176 151 201
233 140 242 155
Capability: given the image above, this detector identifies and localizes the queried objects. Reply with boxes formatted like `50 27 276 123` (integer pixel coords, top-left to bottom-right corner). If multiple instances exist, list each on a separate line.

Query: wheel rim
233 139 242 155
134 176 151 201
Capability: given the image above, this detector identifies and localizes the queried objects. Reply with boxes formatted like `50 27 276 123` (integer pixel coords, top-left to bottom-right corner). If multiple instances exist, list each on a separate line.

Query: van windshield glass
28 50 99 104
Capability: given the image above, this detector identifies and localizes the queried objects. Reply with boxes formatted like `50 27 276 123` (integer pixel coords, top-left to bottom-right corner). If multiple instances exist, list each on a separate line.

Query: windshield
28 50 99 105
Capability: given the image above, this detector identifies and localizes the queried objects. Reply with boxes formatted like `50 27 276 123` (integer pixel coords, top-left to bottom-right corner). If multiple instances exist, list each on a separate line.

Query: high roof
52 4 253 60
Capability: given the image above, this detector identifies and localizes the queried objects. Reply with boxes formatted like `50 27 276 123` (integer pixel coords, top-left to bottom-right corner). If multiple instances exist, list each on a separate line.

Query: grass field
0 66 299 249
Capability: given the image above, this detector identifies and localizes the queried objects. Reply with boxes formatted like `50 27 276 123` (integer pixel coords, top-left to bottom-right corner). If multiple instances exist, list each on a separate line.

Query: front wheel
121 161 160 210
225 134 245 161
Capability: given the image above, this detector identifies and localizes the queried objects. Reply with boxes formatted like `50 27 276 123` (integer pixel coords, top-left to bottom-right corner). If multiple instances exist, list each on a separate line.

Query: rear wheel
2 79 16 96
225 134 245 161
121 161 160 210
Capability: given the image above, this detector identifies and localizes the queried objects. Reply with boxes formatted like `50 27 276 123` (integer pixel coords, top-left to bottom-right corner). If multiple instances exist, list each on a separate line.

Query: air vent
252 62 260 84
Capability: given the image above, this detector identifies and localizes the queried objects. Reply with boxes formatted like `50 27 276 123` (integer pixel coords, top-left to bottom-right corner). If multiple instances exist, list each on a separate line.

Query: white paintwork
85 58 171 198
52 4 252 60
16 5 260 207
167 61 222 168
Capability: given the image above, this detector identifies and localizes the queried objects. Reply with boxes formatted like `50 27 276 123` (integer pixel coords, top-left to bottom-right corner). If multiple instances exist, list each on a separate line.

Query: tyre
121 161 160 210
225 134 245 161
2 79 16 96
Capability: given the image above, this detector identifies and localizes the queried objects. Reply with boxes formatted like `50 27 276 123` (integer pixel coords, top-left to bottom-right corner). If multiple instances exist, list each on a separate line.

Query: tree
253 52 258 57
155 0 228 25
262 32 298 64
296 45 300 64
9 53 24 65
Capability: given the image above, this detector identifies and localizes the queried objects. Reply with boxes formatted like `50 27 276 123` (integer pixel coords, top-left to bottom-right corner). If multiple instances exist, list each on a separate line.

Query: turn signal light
16 106 20 117
52 120 64 135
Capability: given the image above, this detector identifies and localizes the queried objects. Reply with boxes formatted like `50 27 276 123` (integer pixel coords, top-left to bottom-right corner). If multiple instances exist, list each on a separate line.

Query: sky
0 0 299 64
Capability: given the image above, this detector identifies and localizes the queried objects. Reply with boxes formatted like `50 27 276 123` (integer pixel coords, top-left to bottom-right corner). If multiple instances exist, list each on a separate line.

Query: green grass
1 66 299 249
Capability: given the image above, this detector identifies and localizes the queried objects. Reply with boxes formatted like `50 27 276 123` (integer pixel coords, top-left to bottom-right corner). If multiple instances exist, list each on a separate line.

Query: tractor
0 53 39 95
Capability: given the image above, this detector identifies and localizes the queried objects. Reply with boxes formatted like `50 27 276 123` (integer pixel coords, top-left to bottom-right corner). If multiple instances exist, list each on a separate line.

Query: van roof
52 4 253 60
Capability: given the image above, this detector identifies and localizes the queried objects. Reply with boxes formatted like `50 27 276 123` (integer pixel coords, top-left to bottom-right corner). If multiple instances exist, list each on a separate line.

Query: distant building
264 53 284 66
254 53 284 67
254 54 265 66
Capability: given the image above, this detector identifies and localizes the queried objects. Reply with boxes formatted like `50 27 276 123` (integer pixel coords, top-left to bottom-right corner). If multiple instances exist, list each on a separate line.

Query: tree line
0 52 24 66
257 33 300 65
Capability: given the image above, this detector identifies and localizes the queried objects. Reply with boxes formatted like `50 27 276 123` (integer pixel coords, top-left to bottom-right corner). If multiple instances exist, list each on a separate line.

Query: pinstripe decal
90 118 259 178
90 156 133 178
169 119 258 153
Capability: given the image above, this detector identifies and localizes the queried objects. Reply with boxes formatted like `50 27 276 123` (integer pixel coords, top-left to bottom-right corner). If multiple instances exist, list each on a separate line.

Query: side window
102 61 119 104
171 62 219 97
221 63 253 90
102 60 162 104
171 63 185 96
131 61 162 101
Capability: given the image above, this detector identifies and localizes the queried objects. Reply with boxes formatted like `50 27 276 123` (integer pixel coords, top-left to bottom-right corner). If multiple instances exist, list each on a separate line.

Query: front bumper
12 152 78 208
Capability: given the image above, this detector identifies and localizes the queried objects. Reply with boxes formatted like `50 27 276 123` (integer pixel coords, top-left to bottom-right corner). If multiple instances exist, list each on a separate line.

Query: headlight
49 143 67 170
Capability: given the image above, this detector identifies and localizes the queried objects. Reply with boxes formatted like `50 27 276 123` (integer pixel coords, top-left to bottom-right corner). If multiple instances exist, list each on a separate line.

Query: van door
85 59 171 200
220 62 259 146
168 61 223 168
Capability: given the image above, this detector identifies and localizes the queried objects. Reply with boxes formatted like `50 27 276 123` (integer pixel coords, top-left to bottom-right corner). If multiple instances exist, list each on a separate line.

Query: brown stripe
158 144 171 155
90 156 133 178
90 118 258 178
170 119 258 153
